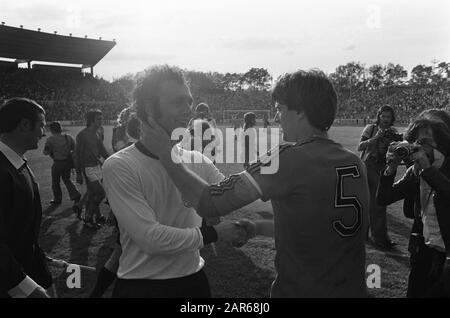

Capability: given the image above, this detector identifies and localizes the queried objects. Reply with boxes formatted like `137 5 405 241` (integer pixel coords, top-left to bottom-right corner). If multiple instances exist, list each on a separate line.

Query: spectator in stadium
142 69 370 297
102 65 247 298
377 109 450 297
0 98 53 298
74 109 110 229
358 105 402 249
43 121 81 209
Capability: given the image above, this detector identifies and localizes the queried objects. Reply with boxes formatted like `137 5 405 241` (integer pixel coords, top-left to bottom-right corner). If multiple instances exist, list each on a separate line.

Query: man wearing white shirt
102 65 247 297
0 98 52 298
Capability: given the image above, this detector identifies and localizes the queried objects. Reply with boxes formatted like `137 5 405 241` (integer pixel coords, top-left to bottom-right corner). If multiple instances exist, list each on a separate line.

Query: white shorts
84 165 103 183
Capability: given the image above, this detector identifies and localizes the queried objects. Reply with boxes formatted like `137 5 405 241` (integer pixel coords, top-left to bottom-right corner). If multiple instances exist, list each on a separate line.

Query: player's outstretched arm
141 118 265 218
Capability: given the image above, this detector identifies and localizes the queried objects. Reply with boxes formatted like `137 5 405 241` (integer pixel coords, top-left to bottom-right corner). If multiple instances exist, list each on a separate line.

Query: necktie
19 160 35 200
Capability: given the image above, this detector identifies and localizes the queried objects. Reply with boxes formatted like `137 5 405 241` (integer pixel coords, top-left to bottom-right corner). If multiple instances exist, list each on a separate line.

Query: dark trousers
407 245 448 297
366 166 389 243
83 174 105 223
112 269 211 298
51 160 80 202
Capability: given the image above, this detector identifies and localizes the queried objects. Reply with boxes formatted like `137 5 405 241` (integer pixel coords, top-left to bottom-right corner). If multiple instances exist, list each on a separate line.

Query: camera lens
394 146 409 159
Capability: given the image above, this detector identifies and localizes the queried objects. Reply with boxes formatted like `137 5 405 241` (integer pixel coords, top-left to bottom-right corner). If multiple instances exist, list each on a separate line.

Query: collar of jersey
296 134 331 145
135 141 159 160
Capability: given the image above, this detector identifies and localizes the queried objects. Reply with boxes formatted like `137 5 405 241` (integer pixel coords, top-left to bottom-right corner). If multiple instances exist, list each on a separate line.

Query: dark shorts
112 269 211 298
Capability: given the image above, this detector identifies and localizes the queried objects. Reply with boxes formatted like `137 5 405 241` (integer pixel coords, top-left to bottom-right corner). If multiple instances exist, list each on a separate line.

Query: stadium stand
0 24 122 121
338 84 450 124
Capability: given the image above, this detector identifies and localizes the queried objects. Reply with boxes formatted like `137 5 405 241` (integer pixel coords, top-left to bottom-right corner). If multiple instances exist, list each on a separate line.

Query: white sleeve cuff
8 276 40 298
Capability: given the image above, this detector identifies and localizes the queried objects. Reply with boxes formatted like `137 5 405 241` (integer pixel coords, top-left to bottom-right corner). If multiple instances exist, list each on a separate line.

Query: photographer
377 109 450 297
358 105 402 248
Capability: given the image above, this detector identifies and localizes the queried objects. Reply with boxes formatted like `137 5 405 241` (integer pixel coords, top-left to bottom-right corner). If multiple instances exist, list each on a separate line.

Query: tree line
109 61 449 116
329 61 450 94
112 61 448 98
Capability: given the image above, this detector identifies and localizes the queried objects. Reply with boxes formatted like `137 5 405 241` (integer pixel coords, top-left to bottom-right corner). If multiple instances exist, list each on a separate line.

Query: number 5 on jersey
333 166 363 237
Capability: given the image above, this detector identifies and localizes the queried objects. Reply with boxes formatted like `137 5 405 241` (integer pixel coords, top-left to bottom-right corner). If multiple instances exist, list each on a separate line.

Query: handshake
213 219 257 248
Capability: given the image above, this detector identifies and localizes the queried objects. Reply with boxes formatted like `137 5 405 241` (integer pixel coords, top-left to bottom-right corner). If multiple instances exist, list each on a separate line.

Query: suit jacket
377 157 450 252
0 152 52 297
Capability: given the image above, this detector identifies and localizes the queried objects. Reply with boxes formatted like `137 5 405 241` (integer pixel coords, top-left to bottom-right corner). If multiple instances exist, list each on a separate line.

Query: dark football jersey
246 136 370 297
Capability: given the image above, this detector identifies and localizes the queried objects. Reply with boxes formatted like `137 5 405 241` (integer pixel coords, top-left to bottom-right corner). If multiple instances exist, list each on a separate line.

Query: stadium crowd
339 85 450 124
1 64 449 125
0 67 127 121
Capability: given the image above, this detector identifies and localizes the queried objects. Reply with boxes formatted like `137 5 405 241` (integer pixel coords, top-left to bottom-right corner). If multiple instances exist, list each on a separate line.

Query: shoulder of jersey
247 138 329 172
246 142 296 172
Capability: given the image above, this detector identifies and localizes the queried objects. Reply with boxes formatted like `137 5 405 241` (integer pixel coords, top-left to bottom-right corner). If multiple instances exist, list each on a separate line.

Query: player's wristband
200 219 218 245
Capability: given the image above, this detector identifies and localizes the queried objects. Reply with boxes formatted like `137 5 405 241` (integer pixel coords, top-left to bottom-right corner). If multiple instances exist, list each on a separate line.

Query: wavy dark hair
271 69 337 131
404 116 450 157
375 105 395 126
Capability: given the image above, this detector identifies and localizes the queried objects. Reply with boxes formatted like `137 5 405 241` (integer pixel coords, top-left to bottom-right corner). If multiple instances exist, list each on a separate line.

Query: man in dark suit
0 98 53 298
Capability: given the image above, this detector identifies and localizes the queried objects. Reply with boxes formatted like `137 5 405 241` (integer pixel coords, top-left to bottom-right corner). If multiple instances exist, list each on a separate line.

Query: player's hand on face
214 221 248 248
140 116 172 157
235 219 256 240
411 147 431 170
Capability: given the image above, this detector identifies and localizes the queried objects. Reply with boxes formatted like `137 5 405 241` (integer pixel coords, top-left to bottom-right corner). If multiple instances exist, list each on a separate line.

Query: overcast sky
1 0 449 80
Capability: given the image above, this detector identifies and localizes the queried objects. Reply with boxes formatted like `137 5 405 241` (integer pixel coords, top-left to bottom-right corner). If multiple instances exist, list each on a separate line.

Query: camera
392 141 419 161
380 128 403 143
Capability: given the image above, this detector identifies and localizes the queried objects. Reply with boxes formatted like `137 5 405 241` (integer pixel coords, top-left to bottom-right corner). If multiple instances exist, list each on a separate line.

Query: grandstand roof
0 24 115 67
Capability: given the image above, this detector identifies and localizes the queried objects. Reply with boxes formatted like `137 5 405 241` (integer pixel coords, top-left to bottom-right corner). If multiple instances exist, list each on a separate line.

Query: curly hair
375 105 396 126
133 65 186 122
